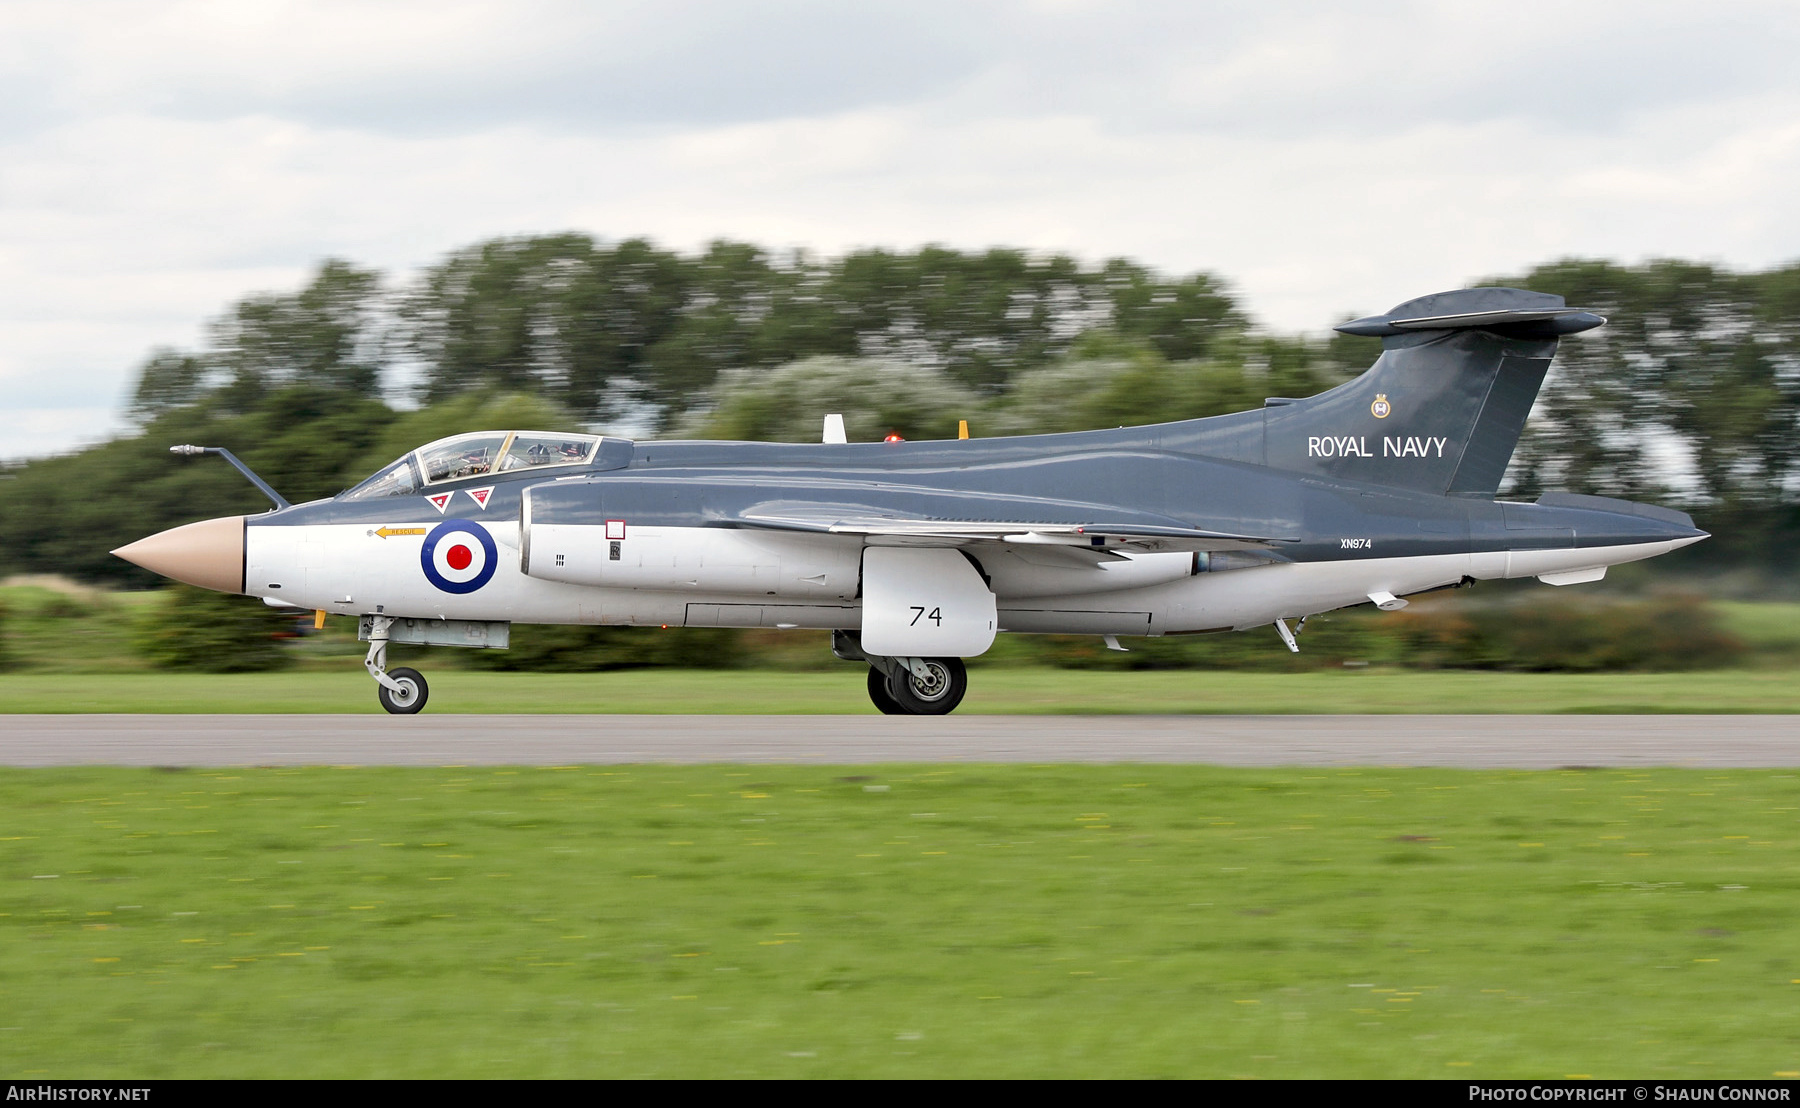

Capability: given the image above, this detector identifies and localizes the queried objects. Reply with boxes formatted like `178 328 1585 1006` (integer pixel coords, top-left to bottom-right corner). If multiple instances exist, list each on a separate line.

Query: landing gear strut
365 616 429 714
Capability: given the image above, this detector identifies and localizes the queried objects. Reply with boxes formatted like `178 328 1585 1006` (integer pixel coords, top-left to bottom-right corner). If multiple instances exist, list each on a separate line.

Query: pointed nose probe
111 516 247 594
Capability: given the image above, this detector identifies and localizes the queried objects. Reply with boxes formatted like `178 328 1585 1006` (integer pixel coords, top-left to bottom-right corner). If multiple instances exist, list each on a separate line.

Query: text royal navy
1307 435 1449 458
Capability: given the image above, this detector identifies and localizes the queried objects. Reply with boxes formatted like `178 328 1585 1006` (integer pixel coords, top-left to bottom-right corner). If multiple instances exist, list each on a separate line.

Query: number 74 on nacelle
113 287 1706 714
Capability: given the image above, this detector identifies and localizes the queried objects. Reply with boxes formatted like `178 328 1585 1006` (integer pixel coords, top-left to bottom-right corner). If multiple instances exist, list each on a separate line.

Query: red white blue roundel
421 519 498 594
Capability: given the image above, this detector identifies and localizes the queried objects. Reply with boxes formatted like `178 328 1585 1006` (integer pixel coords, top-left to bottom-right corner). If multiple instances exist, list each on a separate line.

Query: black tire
867 666 907 714
377 667 429 714
885 657 967 715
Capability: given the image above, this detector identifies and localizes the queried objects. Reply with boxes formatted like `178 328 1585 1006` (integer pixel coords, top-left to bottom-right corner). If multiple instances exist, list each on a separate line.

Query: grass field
3 665 1800 714
3 764 1798 1078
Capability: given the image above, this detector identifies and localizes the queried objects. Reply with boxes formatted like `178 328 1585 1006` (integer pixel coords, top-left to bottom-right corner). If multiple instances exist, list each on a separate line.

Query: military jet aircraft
113 286 1706 714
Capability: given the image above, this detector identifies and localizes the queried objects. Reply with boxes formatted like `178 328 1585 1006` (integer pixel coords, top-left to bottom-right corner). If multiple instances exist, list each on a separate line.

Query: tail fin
1259 288 1602 498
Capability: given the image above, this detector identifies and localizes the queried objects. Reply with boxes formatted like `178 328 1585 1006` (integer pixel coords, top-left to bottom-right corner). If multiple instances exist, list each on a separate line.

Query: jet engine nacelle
523 522 862 600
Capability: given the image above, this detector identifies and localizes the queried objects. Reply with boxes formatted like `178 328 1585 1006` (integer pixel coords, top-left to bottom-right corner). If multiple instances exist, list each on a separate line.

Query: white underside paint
248 522 1702 651
524 523 861 598
860 547 997 656
1537 565 1608 586
997 538 1700 636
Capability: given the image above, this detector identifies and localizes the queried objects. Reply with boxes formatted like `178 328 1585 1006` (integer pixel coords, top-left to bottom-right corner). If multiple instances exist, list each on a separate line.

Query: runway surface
0 714 1795 767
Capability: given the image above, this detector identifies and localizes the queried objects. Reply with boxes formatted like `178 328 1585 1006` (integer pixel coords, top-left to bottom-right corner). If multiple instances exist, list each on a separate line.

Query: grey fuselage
256 423 1697 564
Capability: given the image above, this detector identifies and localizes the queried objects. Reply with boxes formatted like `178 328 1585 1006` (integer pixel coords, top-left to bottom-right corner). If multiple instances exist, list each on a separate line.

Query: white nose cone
112 516 246 594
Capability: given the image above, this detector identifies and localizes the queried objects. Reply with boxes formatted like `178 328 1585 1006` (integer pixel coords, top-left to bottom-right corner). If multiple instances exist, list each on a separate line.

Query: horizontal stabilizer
1337 288 1603 339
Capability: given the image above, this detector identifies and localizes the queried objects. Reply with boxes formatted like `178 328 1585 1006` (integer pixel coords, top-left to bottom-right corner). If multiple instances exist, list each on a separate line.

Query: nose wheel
364 616 430 714
376 667 429 714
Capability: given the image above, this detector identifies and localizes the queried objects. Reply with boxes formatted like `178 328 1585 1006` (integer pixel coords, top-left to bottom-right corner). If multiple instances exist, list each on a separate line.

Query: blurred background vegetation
0 572 1788 678
1 235 1795 675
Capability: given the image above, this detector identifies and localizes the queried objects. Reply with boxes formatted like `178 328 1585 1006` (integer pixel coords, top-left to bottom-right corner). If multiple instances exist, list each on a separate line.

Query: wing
735 504 1291 553
521 475 1297 555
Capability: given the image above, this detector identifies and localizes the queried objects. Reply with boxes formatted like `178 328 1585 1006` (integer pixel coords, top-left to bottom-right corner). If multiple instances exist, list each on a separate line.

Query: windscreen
345 430 603 499
342 455 421 500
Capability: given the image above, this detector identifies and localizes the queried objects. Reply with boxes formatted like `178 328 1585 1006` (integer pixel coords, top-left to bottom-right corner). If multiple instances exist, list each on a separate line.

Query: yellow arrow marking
374 526 428 539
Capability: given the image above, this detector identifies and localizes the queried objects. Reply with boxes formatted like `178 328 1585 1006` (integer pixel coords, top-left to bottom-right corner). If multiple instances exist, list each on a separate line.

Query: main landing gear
875 656 967 715
365 615 429 714
837 633 967 715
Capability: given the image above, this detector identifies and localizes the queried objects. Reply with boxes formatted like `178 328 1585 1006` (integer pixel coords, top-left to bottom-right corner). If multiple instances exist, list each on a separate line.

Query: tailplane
1259 288 1602 497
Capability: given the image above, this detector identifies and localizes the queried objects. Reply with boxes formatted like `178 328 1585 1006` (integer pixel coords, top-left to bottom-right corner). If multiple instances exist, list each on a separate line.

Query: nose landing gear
365 616 430 714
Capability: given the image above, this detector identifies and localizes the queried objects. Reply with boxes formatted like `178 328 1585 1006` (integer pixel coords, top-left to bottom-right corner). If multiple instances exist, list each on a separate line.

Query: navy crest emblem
1371 394 1392 419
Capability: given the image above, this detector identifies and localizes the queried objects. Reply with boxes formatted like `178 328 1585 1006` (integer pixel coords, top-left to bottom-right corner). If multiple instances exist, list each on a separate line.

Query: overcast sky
5 0 1800 460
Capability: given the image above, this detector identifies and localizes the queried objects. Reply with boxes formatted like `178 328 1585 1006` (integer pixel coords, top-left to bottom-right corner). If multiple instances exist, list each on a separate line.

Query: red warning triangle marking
466 486 494 510
426 492 453 514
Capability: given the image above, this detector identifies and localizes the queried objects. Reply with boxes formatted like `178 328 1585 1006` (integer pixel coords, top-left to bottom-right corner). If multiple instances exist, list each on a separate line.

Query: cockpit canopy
343 430 604 500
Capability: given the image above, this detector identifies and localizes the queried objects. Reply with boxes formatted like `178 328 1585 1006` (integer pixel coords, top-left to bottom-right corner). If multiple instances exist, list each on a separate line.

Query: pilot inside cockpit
341 431 603 499
499 432 600 471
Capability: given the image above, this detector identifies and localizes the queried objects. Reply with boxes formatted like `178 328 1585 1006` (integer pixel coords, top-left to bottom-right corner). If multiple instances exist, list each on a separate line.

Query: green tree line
128 238 1247 423
3 236 1797 588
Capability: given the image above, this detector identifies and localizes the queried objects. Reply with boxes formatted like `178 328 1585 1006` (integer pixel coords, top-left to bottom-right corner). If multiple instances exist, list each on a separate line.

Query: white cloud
1 406 129 464
4 0 1800 459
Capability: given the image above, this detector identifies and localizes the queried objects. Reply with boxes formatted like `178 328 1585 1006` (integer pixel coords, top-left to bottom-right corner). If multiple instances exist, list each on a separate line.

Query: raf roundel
420 519 498 594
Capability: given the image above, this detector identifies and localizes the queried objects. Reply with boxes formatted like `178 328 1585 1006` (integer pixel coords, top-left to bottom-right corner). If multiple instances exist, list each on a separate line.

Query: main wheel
377 667 429 714
885 657 967 715
867 666 906 714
